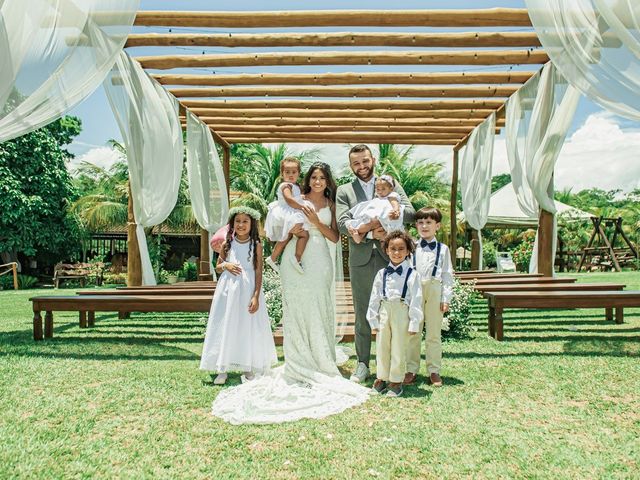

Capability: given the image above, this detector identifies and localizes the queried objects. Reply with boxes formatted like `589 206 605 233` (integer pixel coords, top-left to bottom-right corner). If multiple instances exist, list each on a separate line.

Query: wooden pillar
12 263 18 290
200 228 211 278
470 228 481 270
537 209 554 276
127 184 142 286
222 144 231 196
449 148 458 264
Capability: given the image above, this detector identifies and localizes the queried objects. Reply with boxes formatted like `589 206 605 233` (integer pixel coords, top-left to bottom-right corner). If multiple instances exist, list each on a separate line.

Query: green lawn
1 272 639 479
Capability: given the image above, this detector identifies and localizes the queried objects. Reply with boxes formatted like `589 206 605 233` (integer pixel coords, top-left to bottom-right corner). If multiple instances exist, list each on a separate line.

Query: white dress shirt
358 176 376 201
366 260 424 332
412 238 455 304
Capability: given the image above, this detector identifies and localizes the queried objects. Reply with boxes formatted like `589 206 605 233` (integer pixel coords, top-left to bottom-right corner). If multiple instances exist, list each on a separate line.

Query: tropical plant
443 279 476 340
262 267 283 331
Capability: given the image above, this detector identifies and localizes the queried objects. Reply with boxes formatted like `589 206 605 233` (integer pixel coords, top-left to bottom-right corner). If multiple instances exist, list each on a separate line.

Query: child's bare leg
270 238 291 262
294 230 309 263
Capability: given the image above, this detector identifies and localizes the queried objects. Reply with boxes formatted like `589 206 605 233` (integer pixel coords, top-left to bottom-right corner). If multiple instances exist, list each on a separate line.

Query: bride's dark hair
302 162 337 203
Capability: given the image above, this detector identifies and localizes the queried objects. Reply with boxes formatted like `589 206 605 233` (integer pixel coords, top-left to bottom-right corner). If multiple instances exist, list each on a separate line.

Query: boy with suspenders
405 207 454 388
367 230 423 398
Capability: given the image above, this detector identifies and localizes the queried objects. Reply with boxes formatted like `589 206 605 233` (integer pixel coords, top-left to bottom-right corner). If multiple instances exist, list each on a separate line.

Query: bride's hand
301 205 320 226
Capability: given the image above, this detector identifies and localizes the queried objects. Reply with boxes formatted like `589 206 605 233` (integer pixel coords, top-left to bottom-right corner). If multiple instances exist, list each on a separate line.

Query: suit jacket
336 178 415 267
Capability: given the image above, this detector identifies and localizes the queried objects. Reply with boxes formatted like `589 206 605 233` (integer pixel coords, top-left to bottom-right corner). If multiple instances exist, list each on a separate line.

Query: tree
0 116 84 261
491 173 511 193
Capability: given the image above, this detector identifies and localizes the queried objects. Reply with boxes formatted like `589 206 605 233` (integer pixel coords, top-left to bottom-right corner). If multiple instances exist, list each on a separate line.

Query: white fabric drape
505 62 581 273
460 112 496 270
185 111 229 263
0 0 138 142
104 51 183 285
526 0 640 120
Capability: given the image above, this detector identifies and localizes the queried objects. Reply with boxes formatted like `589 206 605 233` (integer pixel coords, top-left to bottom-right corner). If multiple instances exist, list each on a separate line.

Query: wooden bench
53 263 103 288
30 295 214 340
484 291 640 341
462 277 577 286
475 282 625 294
456 272 540 280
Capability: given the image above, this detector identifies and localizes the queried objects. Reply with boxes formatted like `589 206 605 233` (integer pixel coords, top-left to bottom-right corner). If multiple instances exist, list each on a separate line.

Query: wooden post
222 143 231 195
449 148 458 264
470 229 481 270
127 184 142 286
12 263 18 290
537 209 554 276
200 228 211 278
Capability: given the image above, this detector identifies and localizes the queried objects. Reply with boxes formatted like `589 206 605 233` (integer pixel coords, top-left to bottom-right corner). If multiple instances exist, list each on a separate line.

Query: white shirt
358 176 376 201
412 238 455 304
366 260 424 332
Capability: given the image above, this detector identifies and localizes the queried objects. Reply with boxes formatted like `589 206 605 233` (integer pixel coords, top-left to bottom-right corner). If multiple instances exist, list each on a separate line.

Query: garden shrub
511 236 535 272
262 268 282 331
442 279 476 340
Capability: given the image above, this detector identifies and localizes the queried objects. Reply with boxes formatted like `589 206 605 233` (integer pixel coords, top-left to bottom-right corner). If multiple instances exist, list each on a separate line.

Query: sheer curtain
526 0 640 120
0 0 138 142
460 112 496 270
505 62 580 273
104 51 183 285
185 111 229 263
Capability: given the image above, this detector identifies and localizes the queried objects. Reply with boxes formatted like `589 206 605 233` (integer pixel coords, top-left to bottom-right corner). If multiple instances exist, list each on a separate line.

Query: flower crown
228 206 261 221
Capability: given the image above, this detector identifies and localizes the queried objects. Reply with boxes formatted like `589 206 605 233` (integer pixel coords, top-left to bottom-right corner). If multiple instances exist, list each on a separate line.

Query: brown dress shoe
403 372 417 385
429 373 443 387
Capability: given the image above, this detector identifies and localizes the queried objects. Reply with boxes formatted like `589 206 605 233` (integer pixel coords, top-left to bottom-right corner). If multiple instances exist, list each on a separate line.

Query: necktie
385 265 403 275
420 239 437 250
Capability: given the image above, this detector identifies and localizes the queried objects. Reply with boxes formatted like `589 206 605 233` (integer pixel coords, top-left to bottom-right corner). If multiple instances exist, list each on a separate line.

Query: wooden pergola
124 7 555 284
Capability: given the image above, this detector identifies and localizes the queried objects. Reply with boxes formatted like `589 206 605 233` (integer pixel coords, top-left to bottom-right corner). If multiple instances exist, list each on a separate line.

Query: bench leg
88 311 95 327
118 311 130 319
488 306 496 338
615 307 624 324
79 311 87 329
494 308 504 341
44 312 53 338
605 307 613 322
33 311 43 341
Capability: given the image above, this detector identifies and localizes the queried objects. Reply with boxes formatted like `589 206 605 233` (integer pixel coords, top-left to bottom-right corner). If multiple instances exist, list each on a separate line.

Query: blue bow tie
385 265 403 276
420 239 437 250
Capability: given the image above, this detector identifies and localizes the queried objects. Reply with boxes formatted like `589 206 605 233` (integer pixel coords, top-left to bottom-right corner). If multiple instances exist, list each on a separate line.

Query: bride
211 162 370 424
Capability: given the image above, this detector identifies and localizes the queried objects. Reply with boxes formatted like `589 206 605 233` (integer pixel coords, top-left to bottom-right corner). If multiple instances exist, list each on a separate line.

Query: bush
262 268 282 331
442 279 476 340
482 241 497 268
103 272 127 285
511 236 535 272
181 261 198 282
0 274 38 289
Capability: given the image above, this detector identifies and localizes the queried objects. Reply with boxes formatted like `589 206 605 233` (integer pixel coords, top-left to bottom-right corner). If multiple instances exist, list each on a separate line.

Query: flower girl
200 207 277 385
264 157 310 273
347 174 404 244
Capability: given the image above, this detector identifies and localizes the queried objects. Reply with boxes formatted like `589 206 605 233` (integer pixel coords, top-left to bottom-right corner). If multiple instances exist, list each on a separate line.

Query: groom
336 144 415 383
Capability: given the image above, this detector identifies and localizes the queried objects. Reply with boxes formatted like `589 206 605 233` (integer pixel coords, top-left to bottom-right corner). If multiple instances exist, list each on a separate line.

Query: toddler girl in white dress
200 207 278 385
347 174 404 244
264 157 310 273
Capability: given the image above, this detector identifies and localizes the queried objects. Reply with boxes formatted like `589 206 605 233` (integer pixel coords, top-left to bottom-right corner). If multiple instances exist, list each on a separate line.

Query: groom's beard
354 168 373 182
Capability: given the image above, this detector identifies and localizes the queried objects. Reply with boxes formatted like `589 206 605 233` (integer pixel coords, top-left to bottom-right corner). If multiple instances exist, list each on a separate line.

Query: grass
0 272 639 479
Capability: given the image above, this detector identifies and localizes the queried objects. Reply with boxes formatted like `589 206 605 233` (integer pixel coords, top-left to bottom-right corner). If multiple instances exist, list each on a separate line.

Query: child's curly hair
222 211 261 270
381 230 415 256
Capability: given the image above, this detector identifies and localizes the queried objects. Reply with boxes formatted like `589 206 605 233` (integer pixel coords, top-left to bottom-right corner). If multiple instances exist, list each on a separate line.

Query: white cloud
68 146 123 173
493 112 640 192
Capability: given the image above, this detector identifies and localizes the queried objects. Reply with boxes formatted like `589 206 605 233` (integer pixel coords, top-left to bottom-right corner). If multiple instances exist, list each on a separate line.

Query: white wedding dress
211 206 370 424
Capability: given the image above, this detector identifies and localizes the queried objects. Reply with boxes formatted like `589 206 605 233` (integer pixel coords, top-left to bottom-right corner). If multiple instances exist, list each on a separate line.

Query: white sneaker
213 373 227 385
349 362 370 383
265 256 280 273
241 372 255 383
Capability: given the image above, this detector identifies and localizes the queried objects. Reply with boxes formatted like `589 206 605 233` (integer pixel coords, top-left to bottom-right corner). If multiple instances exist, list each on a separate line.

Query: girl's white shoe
265 256 280 273
213 373 228 385
241 371 255 383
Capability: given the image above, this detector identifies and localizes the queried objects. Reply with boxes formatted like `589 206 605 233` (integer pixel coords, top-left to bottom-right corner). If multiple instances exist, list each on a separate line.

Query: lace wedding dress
211 207 370 424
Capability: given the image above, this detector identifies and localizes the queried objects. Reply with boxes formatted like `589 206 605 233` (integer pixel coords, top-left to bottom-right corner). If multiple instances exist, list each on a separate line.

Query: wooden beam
169 85 519 98
207 126 229 149
154 71 535 87
180 99 504 110
133 9 533 28
537 209 554 276
220 132 463 141
470 229 481 270
224 137 457 145
135 50 548 70
129 31 541 48
127 184 142 287
450 149 459 264
222 144 230 197
189 108 496 119
201 125 501 134
180 116 506 127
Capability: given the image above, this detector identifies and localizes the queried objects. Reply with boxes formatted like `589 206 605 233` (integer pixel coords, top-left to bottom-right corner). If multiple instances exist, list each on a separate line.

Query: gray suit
336 178 415 367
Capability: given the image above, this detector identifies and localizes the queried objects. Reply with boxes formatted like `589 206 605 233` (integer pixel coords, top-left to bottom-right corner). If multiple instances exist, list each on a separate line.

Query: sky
67 0 640 193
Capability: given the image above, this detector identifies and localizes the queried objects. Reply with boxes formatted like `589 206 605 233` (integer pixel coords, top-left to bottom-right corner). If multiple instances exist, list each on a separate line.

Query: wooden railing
0 262 19 290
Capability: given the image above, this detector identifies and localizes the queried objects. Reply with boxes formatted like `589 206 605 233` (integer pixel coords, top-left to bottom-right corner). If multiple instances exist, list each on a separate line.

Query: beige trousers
406 279 442 375
376 300 410 384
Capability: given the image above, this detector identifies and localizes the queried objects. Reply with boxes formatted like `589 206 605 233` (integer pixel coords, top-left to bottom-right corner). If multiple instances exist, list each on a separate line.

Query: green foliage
103 272 127 285
181 261 198 282
491 173 511 193
511 236 535 272
482 241 497 268
0 116 83 259
147 234 170 277
262 268 283 331
442 279 476 340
